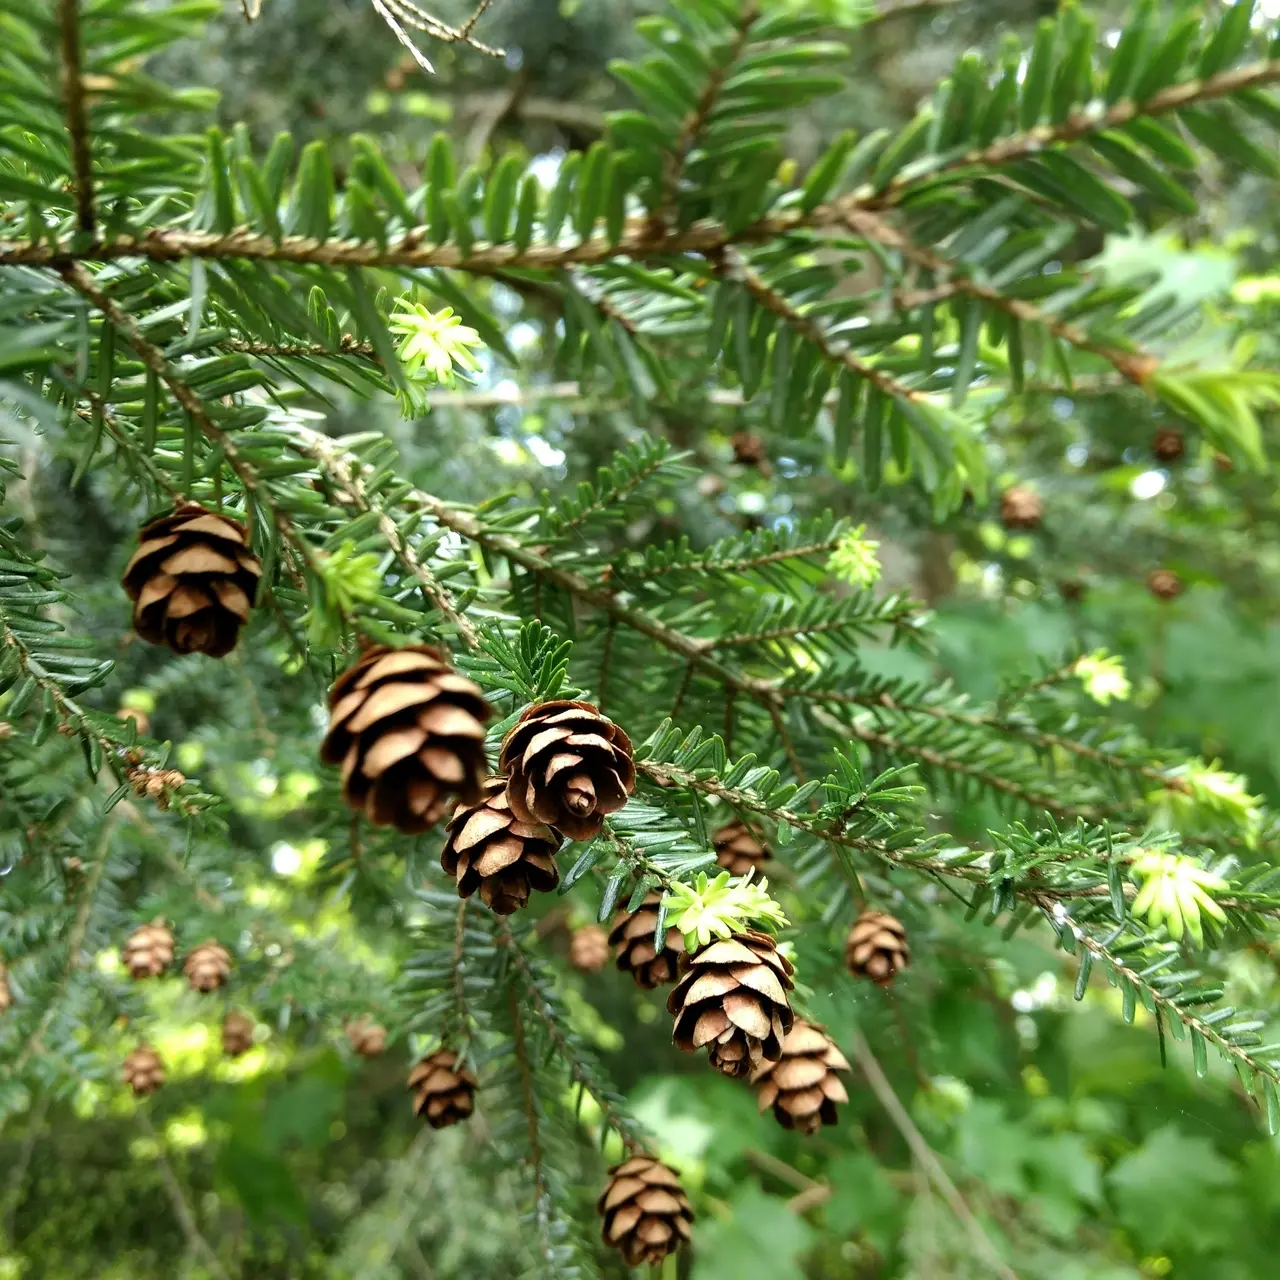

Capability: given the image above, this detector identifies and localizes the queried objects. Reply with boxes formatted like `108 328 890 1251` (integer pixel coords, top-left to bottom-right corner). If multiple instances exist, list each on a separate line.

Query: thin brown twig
296 430 481 649
498 921 643 1152
853 208 1158 386
848 1028 1020 1280
660 1 761 218
722 248 930 407
58 264 311 589
2 816 116 1087
138 1111 232 1280
507 984 554 1257
56 0 94 233
10 56 1280 273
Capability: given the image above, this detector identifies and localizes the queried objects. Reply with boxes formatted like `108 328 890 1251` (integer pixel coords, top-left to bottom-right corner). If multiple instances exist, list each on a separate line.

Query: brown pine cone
569 925 610 974
183 940 232 993
221 1011 256 1058
322 644 491 833
731 431 772 476
750 1020 851 1134
1152 428 1185 462
440 775 562 914
1000 486 1043 531
845 910 909 986
123 1044 165 1097
122 921 174 980
408 1049 476 1128
609 892 685 989
1147 568 1183 601
119 706 150 737
498 700 635 841
0 961 11 1012
712 819 772 877
122 503 261 657
346 1016 388 1057
597 1155 694 1268
668 929 794 1078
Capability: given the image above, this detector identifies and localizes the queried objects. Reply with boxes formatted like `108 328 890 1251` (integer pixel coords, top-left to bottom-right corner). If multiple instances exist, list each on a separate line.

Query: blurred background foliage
5 0 1280 1277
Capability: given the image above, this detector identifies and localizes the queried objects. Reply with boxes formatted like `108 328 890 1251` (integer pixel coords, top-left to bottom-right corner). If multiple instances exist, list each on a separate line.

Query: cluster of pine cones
116 920 388 1094
115 505 916 1270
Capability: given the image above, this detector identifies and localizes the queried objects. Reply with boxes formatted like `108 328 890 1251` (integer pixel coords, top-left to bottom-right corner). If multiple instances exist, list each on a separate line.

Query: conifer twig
507 985 554 1260
58 263 311 589
56 0 94 234
848 1029 1020 1280
138 1111 232 1280
7 54 1280 271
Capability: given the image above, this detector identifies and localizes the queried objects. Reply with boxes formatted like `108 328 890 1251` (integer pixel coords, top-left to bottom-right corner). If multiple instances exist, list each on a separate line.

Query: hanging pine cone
440 775 563 914
408 1049 476 1128
498 700 635 841
1000 486 1043 531
668 930 794 1077
119 705 150 737
0 961 11 1012
609 892 685 989
1147 568 1183 601
345 1016 387 1057
569 925 610 974
712 819 772 877
122 921 175 980
322 644 491 834
183 940 232 993
221 1011 255 1058
597 1155 694 1268
122 1044 165 1097
845 910 909 986
1152 428 1185 462
750 1020 851 1134
122 503 262 657
731 431 772 476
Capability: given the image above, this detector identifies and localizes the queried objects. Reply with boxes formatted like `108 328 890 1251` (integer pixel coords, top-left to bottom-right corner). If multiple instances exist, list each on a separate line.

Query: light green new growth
389 300 484 413
827 524 883 589
663 869 790 953
1130 849 1228 948
1152 758 1263 843
304 541 384 646
1074 649 1132 706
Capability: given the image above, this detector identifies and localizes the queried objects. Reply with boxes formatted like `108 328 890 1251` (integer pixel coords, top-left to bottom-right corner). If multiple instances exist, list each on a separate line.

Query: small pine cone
712 819 772 877
345 1016 387 1058
498 700 635 841
408 1049 476 1128
731 431 772 476
597 1155 694 1268
609 892 685 989
667 930 794 1078
1000 487 1043 531
122 503 262 657
123 1044 165 1097
119 706 150 737
221 1011 256 1058
845 910 909 987
183 940 232 993
322 644 491 834
750 1020 851 1135
440 776 562 915
123 921 175 980
1147 568 1183 601
1152 428 1185 462
0 961 11 1012
569 925 610 974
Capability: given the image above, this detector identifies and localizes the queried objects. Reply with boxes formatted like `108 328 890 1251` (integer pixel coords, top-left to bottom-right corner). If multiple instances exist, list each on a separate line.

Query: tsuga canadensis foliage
3 0 1280 1274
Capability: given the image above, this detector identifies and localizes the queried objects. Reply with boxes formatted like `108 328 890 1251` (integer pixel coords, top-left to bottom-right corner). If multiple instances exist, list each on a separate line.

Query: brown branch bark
57 0 94 233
